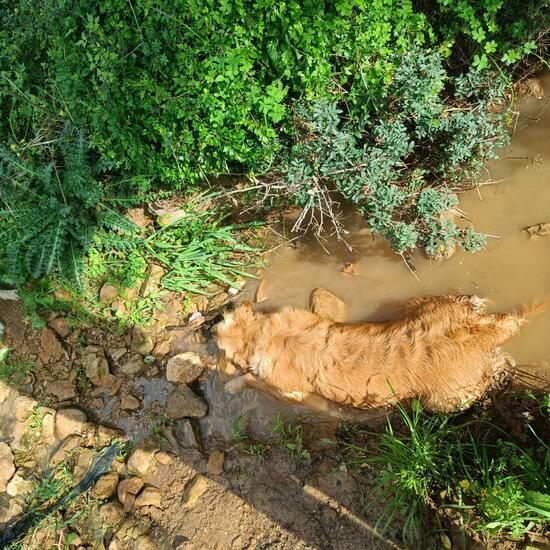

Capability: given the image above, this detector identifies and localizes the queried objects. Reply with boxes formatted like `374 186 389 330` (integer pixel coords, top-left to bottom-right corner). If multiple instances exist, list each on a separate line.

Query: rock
176 419 200 449
117 477 144 511
166 352 204 385
49 317 70 338
55 408 88 439
310 287 347 322
161 420 199 452
92 472 119 499
40 409 56 445
50 435 83 465
154 451 174 465
14 395 35 421
255 279 268 303
141 264 164 297
100 501 125 526
107 461 126 481
0 498 23 526
120 354 144 375
82 346 113 387
0 289 19 301
153 340 170 357
157 208 187 227
524 222 550 238
131 326 154 356
108 537 124 550
100 284 119 305
126 207 152 229
127 440 158 476
40 328 66 363
7 471 33 498
0 442 15 483
110 347 127 363
428 242 456 261
115 517 149 540
341 262 358 275
181 474 209 508
73 449 95 479
96 424 125 446
7 417 35 452
187 295 209 314
207 451 225 475
120 394 140 410
48 379 77 401
134 487 162 508
134 535 156 550
0 381 15 404
54 287 71 301
165 386 207 420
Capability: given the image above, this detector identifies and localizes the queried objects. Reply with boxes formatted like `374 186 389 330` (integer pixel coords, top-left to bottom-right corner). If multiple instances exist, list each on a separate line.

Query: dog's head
214 301 259 368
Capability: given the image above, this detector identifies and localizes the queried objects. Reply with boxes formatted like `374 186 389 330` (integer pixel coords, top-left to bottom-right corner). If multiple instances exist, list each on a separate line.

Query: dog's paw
224 377 246 394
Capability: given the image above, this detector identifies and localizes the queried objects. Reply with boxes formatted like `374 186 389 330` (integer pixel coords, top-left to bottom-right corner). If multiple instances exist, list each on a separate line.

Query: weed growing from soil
337 400 466 541
230 414 270 459
27 463 75 508
0 124 136 290
138 195 259 295
0 348 35 385
272 414 311 462
75 367 91 393
231 415 247 443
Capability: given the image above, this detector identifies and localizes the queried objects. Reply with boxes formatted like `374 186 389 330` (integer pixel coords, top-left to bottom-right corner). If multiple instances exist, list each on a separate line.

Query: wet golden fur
215 294 542 417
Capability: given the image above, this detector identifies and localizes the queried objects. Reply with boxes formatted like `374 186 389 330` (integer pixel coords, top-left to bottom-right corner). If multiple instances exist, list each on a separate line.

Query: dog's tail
515 297 550 321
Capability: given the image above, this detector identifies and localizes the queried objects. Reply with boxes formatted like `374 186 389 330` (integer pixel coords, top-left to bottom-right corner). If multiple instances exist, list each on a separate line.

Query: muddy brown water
204 74 550 439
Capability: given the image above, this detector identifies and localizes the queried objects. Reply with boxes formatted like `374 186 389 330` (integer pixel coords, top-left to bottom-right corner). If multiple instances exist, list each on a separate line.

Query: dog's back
218 295 547 414
252 296 533 412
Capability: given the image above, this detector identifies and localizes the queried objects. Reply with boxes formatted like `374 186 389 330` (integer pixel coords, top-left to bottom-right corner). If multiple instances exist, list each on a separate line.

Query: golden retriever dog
215 294 545 419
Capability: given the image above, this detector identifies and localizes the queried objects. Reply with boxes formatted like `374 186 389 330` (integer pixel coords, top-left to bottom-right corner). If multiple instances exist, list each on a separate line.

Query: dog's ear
239 300 254 311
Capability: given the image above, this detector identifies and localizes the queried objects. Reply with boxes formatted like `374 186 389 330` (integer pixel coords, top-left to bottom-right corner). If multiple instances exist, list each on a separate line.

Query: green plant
0 0 436 186
272 414 311 461
432 0 548 70
88 193 259 299
0 348 35 385
231 415 247 443
266 51 508 255
246 442 269 459
230 414 270 458
336 397 550 543
75 367 91 393
456 430 550 538
0 123 136 290
346 401 464 542
26 463 75 509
